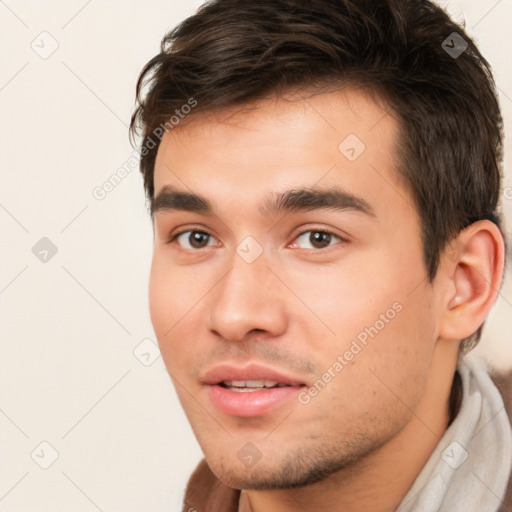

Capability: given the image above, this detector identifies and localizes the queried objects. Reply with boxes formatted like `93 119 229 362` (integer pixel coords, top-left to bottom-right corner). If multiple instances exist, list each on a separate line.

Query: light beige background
0 1 511 511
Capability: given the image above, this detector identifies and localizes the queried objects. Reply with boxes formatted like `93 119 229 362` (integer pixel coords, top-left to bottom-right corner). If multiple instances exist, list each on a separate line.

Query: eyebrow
151 185 375 218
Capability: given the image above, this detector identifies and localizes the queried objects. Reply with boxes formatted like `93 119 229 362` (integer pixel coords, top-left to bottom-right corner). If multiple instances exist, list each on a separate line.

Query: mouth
219 380 294 392
202 364 307 417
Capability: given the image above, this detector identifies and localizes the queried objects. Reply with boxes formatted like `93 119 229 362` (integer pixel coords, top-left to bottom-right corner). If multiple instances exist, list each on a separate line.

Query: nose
207 251 288 343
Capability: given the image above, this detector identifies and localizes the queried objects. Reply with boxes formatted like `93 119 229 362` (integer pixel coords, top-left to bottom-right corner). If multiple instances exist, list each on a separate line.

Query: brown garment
183 459 240 512
182 369 512 512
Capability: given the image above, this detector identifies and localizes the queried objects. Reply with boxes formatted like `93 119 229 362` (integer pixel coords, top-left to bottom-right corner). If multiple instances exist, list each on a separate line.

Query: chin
204 445 368 491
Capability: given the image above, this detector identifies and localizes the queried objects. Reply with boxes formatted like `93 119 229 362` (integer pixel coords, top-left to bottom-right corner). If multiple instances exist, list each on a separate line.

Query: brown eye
174 230 214 249
310 231 332 248
294 230 342 250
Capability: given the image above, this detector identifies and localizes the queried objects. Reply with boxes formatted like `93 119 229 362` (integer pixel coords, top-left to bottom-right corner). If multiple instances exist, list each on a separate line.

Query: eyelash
167 227 347 252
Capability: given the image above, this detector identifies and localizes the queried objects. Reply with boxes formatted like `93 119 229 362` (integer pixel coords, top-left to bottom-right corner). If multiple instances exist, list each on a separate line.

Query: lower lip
207 384 303 417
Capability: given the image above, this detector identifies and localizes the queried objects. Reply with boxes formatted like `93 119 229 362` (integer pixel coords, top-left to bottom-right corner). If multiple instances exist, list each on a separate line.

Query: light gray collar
397 354 512 512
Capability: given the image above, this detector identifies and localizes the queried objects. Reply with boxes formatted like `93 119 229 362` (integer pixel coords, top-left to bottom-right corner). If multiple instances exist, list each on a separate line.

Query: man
130 0 512 510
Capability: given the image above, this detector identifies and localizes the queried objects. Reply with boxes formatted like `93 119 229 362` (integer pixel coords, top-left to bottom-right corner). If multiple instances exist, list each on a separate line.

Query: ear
438 220 505 341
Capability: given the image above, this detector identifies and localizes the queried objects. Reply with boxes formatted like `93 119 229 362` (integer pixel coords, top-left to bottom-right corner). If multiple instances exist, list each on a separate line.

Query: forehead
153 88 412 220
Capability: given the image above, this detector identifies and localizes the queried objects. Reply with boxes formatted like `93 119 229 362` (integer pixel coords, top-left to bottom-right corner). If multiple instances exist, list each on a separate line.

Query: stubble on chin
204 431 389 491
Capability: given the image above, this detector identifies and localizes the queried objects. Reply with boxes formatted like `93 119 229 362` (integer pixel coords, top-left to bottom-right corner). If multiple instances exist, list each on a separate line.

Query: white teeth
223 380 279 388
228 387 263 393
220 380 294 392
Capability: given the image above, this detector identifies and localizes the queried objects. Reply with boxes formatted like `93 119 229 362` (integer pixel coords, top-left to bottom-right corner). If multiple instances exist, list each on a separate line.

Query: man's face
149 89 441 489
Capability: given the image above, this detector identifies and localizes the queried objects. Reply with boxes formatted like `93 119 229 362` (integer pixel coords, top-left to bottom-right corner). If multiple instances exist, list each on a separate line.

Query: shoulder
489 368 512 512
182 459 240 512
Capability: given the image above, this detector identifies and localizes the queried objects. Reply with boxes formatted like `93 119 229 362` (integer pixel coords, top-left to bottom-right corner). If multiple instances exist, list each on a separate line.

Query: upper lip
201 363 307 387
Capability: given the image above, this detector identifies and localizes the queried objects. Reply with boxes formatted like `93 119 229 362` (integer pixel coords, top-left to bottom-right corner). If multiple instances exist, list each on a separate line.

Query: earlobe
439 220 504 341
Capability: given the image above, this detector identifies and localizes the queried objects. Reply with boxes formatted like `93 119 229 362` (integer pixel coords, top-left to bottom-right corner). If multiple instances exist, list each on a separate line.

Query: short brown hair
130 0 504 350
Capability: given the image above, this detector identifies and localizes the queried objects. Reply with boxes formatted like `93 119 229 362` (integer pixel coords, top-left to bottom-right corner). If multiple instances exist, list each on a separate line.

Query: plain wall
1 1 511 510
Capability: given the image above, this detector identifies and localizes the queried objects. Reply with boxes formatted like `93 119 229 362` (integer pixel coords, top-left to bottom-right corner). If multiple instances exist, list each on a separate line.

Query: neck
239 342 460 512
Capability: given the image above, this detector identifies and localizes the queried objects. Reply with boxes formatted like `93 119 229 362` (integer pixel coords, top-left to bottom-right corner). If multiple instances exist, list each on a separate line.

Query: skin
148 89 504 512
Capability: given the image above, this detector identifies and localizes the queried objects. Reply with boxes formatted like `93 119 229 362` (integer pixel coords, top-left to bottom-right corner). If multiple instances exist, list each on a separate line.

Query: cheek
300 260 436 408
148 255 171 338
306 308 434 444
148 252 202 329
148 252 227 381
148 254 198 370
279 262 413 356
329 291 435 412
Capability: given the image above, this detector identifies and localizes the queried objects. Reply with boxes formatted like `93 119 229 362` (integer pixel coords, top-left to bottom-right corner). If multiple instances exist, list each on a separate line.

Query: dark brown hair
130 0 504 350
